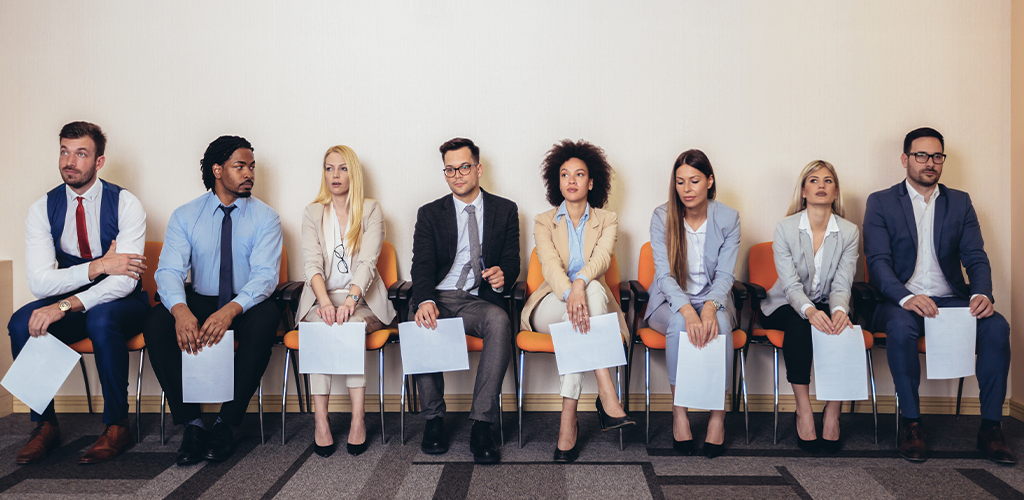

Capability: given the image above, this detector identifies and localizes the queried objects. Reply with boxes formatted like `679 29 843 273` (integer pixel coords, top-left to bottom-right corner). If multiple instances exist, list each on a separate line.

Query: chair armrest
618 281 631 314
396 281 413 301
731 280 748 308
851 281 877 303
628 280 649 304
387 280 407 301
512 281 527 304
741 281 767 301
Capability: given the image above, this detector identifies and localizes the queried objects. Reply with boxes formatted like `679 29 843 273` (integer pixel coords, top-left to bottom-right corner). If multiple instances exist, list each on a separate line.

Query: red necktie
76 196 93 260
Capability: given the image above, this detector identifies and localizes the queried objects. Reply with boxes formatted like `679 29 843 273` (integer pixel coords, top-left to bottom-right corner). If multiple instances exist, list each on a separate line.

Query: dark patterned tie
218 205 236 309
455 205 483 291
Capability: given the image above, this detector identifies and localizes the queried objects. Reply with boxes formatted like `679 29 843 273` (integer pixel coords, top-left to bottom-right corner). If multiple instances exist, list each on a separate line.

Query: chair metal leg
498 392 504 446
517 350 525 448
379 349 386 445
400 374 407 445
617 366 623 451
895 393 900 445
867 349 878 444
80 358 93 414
288 350 304 414
731 349 740 413
740 349 749 445
956 377 964 417
281 349 291 445
160 391 166 445
304 374 312 414
773 347 779 445
136 348 146 443
258 380 265 445
644 347 651 445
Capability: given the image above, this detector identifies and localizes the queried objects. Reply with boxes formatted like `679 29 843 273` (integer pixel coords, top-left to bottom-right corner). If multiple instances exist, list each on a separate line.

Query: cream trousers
302 292 385 394
529 280 610 400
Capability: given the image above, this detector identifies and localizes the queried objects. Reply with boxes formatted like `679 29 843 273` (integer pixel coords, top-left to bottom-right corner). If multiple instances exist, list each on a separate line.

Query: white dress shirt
435 192 485 295
899 179 957 306
797 211 845 315
684 220 710 298
25 180 147 311
324 205 353 292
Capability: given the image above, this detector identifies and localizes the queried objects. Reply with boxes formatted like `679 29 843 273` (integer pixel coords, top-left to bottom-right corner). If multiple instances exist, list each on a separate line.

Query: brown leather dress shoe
16 421 61 465
978 427 1017 465
79 424 131 465
898 422 927 462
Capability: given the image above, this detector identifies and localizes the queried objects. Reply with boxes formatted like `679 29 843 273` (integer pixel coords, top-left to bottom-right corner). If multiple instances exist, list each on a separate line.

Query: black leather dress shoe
421 417 449 455
469 422 500 465
594 397 636 431
204 422 234 462
673 438 695 456
898 423 927 462
176 425 208 466
978 427 1017 464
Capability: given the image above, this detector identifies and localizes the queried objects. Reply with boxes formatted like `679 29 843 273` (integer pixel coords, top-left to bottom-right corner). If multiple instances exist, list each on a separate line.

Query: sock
980 419 1000 432
187 418 206 430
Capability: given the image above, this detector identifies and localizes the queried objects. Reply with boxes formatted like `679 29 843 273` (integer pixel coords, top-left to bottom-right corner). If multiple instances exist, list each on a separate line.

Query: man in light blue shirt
144 136 282 466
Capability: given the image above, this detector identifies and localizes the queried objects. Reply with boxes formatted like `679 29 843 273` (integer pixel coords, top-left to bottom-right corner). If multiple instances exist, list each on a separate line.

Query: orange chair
69 240 162 443
742 242 878 444
626 242 751 444
512 248 631 449
281 241 409 445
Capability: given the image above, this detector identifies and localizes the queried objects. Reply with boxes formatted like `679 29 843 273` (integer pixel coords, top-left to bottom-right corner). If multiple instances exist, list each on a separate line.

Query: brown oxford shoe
16 421 61 465
79 424 132 465
978 427 1017 465
898 422 927 462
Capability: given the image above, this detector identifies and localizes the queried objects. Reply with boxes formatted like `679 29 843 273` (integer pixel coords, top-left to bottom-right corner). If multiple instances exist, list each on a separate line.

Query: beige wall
1012 0 1024 412
0 1 1012 403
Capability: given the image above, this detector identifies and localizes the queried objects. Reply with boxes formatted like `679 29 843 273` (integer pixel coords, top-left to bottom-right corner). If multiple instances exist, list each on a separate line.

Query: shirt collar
452 191 483 214
798 210 841 235
206 191 249 216
66 178 102 202
555 201 590 225
905 179 939 204
685 219 707 235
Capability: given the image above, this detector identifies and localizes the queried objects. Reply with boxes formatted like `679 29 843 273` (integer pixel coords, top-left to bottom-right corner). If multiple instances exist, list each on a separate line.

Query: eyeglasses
334 243 349 274
909 152 946 164
443 163 477 178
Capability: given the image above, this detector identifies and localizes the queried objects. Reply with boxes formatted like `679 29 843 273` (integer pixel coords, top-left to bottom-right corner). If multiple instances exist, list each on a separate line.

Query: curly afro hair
540 139 613 208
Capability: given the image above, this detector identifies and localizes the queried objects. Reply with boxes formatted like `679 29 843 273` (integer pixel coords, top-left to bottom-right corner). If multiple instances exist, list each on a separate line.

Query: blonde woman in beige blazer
297 145 396 457
759 160 858 454
520 140 634 463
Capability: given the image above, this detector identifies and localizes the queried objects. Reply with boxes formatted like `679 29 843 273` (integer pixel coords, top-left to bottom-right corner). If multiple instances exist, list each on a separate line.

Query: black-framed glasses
334 243 349 274
442 163 477 178
909 152 946 164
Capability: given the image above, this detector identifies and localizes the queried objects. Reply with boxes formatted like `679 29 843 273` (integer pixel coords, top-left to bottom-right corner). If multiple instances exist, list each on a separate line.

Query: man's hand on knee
199 302 242 348
171 303 201 355
902 295 938 318
415 302 439 329
27 304 64 337
969 295 995 319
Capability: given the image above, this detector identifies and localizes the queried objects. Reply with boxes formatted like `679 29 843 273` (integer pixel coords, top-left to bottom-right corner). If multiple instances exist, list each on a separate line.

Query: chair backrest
748 241 776 289
141 241 163 307
525 247 621 304
279 245 288 285
376 241 398 289
638 242 655 290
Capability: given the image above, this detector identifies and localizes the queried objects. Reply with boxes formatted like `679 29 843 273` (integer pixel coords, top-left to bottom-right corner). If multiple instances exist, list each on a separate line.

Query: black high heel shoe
795 413 819 453
553 422 580 463
702 441 726 458
673 438 695 456
313 418 336 457
594 397 636 431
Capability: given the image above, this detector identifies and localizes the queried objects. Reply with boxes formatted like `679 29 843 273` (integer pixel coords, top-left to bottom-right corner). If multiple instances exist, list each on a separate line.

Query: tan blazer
520 206 628 340
295 199 396 327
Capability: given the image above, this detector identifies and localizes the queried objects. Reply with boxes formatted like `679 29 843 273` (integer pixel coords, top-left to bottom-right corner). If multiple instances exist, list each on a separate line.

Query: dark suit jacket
410 189 520 309
863 181 993 305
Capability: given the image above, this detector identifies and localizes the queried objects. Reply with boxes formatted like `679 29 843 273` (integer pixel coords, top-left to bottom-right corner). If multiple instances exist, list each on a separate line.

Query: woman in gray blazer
759 160 858 453
296 145 396 457
646 149 740 458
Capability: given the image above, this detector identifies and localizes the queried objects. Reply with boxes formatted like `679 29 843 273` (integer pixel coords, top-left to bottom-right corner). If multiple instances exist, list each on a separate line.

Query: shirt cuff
493 286 503 294
73 262 92 288
898 294 915 308
562 289 571 301
76 291 98 312
232 297 253 314
577 274 590 285
831 305 847 314
970 293 985 302
800 303 815 316
419 300 436 308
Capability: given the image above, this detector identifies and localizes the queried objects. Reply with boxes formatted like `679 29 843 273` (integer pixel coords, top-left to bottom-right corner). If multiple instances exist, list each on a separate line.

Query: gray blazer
761 212 860 318
645 200 741 321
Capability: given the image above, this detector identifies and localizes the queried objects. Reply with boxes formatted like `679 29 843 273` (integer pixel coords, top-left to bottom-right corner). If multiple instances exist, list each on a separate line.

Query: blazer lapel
819 230 838 285
582 206 600 264
480 190 497 264
798 229 814 284
933 185 947 252
442 196 458 262
320 204 332 279
703 201 720 275
898 184 919 249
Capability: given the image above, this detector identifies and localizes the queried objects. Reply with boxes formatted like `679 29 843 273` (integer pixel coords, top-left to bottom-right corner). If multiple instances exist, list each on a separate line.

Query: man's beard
63 167 96 189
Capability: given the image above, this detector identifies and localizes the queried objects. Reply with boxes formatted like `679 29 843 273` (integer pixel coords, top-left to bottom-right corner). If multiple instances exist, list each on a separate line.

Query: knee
485 308 512 339
981 313 1010 348
666 312 686 338
8 305 33 340
882 310 920 343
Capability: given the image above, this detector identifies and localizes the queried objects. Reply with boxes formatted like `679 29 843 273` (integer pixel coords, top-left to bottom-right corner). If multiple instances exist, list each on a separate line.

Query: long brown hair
665 149 716 287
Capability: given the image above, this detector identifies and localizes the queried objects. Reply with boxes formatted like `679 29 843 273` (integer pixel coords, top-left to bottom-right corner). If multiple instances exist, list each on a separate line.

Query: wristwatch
711 299 724 311
58 299 72 313
347 293 361 303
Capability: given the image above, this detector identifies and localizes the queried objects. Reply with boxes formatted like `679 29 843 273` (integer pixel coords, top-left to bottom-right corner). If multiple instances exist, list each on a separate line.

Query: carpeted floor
0 409 1019 499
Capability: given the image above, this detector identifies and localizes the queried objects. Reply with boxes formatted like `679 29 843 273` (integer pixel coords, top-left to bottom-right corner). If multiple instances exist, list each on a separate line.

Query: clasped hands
806 308 853 336
682 302 720 349
172 302 241 355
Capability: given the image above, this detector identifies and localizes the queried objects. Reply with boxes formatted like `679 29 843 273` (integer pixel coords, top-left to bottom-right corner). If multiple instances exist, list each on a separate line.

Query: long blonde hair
665 149 716 287
313 145 365 256
787 160 845 217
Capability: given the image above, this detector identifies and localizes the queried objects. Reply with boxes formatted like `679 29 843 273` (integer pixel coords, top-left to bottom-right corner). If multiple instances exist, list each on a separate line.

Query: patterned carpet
0 410 1020 499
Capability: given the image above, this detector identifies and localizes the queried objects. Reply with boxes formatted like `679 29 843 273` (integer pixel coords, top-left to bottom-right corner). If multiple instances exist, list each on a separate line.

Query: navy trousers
873 296 1010 421
7 289 149 424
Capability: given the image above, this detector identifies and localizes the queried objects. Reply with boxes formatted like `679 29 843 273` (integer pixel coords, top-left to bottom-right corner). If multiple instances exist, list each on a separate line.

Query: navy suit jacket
862 181 993 306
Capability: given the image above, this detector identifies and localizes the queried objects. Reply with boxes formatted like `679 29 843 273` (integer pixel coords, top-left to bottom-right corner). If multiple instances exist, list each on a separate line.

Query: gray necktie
455 205 483 291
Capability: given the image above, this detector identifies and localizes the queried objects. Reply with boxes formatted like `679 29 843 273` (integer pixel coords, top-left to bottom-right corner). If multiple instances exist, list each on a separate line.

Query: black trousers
761 302 830 385
144 292 280 426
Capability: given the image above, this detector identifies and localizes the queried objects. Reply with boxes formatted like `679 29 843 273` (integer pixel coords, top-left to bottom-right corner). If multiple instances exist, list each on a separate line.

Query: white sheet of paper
182 330 234 403
398 318 470 375
811 326 869 401
1 334 82 414
299 322 366 375
549 313 626 375
925 307 977 380
673 333 727 410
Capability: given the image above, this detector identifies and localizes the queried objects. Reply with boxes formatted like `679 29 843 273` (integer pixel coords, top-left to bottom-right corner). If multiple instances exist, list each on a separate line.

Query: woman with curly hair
520 139 635 463
645 149 740 458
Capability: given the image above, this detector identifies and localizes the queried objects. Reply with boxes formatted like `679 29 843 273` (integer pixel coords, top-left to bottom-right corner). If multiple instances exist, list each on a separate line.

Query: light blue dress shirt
555 202 590 300
155 192 283 313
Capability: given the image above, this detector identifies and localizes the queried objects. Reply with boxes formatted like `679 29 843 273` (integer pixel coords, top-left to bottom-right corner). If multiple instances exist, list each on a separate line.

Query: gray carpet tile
661 485 803 499
394 464 444 500
462 463 566 499
4 478 144 495
566 464 652 499
786 465 896 499
867 467 999 499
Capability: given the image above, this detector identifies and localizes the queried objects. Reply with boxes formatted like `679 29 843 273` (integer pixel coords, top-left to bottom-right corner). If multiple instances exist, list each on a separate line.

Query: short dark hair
541 139 613 208
201 136 253 191
59 121 106 157
673 149 717 200
439 137 479 164
903 127 944 154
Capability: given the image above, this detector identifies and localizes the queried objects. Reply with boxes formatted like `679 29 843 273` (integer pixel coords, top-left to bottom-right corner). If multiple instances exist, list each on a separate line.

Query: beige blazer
295 199 396 327
520 206 628 340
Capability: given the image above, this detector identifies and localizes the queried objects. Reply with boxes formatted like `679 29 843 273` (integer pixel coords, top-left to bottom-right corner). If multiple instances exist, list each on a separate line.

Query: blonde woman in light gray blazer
297 145 396 457
760 160 858 453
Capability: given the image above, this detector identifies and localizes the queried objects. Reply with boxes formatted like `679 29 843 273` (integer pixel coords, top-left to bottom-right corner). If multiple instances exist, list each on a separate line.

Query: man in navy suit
864 127 1013 464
